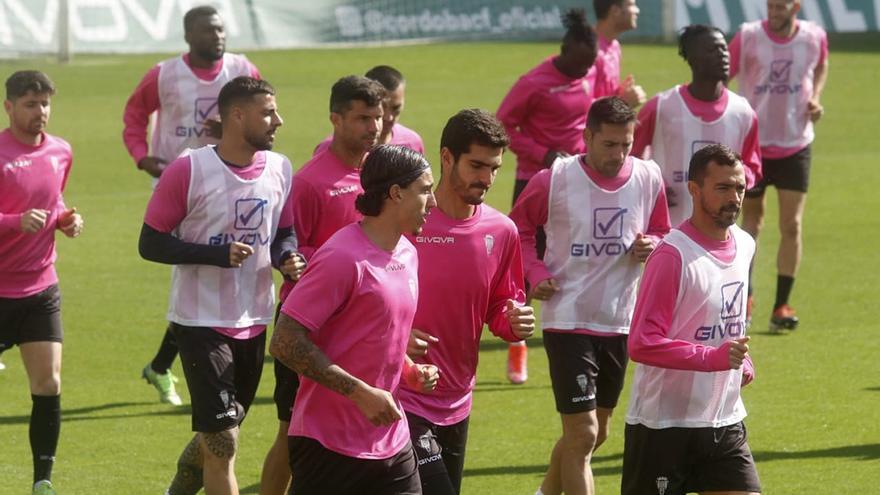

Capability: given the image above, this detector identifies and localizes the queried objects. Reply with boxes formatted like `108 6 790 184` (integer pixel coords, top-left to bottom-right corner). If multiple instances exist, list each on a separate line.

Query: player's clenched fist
58 207 83 238
20 208 49 233
727 336 750 369
351 384 403 427
281 252 307 281
506 300 536 339
229 242 254 267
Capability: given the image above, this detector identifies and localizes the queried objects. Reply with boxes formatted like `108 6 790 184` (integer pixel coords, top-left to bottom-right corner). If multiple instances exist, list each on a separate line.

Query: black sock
775 275 795 310
151 326 178 374
30 394 61 483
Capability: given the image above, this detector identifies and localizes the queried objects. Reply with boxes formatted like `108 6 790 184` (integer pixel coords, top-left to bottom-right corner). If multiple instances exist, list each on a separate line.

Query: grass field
1 37 879 494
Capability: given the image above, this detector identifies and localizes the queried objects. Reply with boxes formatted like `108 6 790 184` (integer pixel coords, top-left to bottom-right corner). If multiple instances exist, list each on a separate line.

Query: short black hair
365 65 404 92
217 76 275 119
594 0 624 20
5 70 55 101
586 96 636 132
561 9 597 49
440 109 509 163
688 143 742 185
183 5 219 33
355 145 430 216
329 75 386 115
678 24 723 61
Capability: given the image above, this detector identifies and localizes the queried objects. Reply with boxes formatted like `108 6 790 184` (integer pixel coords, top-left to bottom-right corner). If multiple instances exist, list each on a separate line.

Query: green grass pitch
1 37 878 493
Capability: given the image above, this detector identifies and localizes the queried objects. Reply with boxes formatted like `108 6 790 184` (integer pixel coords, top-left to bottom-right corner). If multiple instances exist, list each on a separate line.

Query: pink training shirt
281 223 419 459
0 130 72 298
399 204 526 426
497 57 595 181
122 53 260 165
627 220 754 383
144 148 294 339
592 35 623 98
312 123 426 157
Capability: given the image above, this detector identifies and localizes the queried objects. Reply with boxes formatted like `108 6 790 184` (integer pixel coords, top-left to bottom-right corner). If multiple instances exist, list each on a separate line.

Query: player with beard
592 0 646 107
632 24 762 228
259 75 386 495
123 5 261 407
270 145 439 495
139 77 299 495
622 144 760 495
401 109 535 495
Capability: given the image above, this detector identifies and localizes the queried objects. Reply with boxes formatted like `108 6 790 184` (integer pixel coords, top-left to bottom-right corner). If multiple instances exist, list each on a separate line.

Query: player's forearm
628 323 729 372
0 212 23 231
270 314 361 397
812 60 828 100
138 223 230 267
270 226 298 270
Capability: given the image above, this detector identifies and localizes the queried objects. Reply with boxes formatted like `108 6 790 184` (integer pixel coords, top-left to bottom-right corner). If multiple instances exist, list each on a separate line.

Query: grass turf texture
1 37 878 493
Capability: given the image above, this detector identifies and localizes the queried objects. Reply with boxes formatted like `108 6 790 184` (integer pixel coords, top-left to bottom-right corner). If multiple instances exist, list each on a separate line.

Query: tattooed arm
270 313 403 426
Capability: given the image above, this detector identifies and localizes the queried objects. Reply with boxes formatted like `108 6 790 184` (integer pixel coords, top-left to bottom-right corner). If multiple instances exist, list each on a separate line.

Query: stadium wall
0 0 876 58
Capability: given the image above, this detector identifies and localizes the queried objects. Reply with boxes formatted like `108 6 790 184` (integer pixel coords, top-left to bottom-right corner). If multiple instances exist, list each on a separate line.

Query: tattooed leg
200 427 239 495
168 435 203 495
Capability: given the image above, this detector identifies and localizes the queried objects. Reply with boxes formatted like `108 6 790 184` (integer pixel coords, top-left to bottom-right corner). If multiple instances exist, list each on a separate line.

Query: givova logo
755 59 803 95
770 60 793 83
208 198 271 247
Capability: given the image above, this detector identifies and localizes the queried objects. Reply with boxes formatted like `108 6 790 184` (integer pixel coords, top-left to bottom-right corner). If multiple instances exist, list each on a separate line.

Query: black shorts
622 422 762 495
272 302 301 422
289 436 421 495
513 178 546 262
0 284 63 352
543 331 628 414
746 145 811 196
171 323 265 433
407 412 470 494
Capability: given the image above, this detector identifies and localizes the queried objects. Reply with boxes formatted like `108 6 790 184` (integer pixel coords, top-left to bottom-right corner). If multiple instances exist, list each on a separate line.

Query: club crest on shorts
656 476 669 495
219 390 230 408
418 432 432 452
484 234 494 255
576 374 588 394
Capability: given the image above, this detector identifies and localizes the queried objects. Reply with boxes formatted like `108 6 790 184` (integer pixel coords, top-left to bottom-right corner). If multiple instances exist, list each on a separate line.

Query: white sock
535 489 544 495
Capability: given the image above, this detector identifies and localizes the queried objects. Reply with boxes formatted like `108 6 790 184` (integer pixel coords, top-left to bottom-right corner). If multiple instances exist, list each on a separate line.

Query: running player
258 74 386 495
0 70 84 495
632 24 762 227
270 144 439 494
497 8 598 384
622 144 760 495
139 77 297 495
592 0 647 107
512 97 669 495
313 65 424 155
729 0 829 331
123 5 261 406
401 109 535 495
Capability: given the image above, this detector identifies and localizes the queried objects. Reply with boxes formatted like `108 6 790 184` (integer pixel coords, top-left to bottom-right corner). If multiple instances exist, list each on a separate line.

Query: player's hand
807 99 824 122
407 328 439 358
350 383 403 426
20 208 50 233
506 300 536 339
666 186 678 208
542 150 571 168
631 233 654 262
229 242 254 267
404 363 440 393
138 156 168 178
204 117 222 139
58 207 83 238
281 253 307 281
620 74 647 108
728 336 750 369
530 278 560 301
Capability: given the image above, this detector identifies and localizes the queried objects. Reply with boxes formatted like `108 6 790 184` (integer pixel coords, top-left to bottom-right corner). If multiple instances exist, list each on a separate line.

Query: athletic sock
30 394 60 483
774 275 795 310
151 326 178 374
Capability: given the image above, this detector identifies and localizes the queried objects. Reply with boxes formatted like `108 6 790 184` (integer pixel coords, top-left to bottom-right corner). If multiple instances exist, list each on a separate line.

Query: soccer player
313 65 425 155
622 144 759 495
123 5 261 406
729 0 829 331
269 144 439 494
631 24 762 228
258 74 386 495
511 97 670 495
0 70 83 495
400 109 536 495
139 77 298 495
592 0 647 107
497 8 598 384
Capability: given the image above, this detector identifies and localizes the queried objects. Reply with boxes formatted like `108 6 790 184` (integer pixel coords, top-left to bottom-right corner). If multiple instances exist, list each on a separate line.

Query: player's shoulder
739 19 762 33
632 156 663 178
43 133 72 153
392 123 423 142
798 20 827 37
479 204 518 232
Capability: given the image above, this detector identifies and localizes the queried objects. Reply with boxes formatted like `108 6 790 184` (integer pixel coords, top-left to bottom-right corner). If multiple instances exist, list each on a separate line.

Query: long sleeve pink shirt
593 35 623 98
632 85 762 189
122 54 260 166
497 57 594 181
0 130 72 297
627 221 754 383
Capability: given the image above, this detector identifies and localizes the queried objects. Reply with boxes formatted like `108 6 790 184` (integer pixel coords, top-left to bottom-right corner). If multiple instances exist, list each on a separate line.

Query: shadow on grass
864 386 880 392
753 444 880 462
240 482 260 494
479 337 544 352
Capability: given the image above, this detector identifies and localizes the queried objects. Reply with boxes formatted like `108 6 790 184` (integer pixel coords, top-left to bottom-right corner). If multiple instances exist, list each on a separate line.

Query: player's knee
594 427 609 449
201 429 239 463
780 217 802 239
562 419 599 454
31 374 61 396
